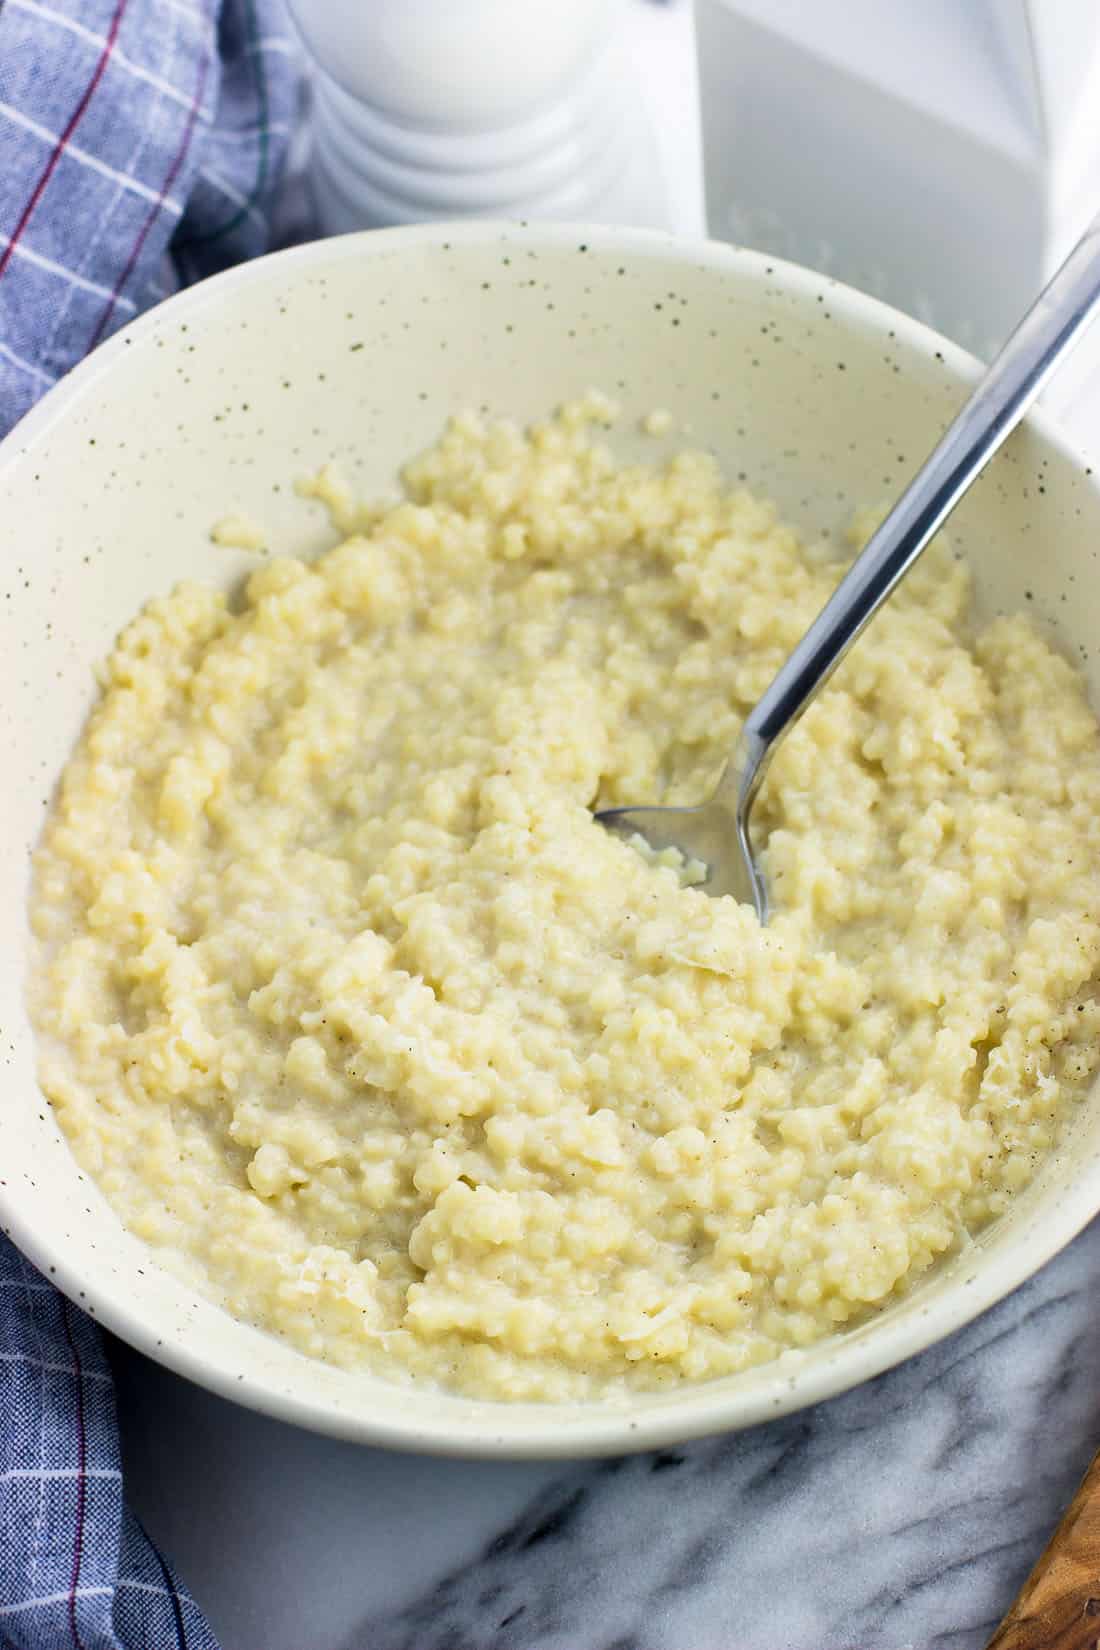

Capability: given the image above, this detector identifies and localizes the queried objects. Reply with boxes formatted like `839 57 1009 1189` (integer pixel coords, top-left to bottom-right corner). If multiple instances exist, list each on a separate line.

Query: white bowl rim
4 217 1100 1459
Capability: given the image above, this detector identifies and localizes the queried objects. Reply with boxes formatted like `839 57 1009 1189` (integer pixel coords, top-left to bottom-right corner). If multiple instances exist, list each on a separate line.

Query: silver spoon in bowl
597 213 1100 921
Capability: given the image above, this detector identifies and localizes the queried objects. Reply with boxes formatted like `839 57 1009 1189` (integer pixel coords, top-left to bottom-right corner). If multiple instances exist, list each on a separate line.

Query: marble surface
112 1214 1100 1650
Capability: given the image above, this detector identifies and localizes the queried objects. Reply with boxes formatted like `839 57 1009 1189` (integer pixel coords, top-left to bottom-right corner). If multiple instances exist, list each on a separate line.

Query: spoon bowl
597 732 767 913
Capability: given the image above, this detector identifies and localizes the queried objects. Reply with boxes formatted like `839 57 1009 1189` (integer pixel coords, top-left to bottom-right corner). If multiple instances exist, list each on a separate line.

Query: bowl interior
3 223 1100 1457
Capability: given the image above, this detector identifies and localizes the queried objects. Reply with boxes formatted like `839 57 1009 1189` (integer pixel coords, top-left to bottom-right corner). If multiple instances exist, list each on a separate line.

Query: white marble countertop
111 1218 1100 1649
111 4 1100 1645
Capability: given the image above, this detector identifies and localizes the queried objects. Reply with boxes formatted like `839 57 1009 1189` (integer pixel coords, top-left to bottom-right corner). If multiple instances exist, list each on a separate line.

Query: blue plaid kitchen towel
0 1240 221 1649
0 1 303 1642
0 0 302 438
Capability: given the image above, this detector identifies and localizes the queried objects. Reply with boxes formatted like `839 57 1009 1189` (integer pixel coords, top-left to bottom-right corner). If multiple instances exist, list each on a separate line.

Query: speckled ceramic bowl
3 223 1100 1458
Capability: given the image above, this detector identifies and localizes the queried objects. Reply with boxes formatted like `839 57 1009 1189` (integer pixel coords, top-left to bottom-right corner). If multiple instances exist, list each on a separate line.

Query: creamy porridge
29 397 1100 1401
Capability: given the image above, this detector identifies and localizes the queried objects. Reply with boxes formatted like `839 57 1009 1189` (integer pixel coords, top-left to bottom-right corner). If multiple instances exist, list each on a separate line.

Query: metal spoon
597 212 1100 922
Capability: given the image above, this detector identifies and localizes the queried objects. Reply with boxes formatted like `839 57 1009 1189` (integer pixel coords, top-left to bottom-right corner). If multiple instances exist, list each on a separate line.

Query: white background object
696 0 1100 455
284 0 691 234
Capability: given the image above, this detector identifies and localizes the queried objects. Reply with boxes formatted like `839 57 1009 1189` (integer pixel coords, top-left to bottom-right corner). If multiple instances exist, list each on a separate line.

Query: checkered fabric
0 1237 221 1649
0 0 303 438
1 1 303 1640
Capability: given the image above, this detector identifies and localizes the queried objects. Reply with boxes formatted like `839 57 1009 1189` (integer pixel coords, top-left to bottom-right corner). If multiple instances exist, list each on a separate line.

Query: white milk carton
695 0 1100 443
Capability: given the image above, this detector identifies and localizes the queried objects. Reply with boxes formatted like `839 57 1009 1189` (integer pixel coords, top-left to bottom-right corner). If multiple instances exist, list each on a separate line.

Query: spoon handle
732 210 1100 809
984 1447 1100 1650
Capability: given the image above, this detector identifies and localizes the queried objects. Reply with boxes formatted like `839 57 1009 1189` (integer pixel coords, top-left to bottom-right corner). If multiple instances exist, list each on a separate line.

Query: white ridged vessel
285 0 672 232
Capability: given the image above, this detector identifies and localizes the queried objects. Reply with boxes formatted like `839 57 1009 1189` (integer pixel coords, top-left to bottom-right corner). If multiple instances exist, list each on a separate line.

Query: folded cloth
0 0 303 439
0 1237 220 1650
0 1 303 1642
